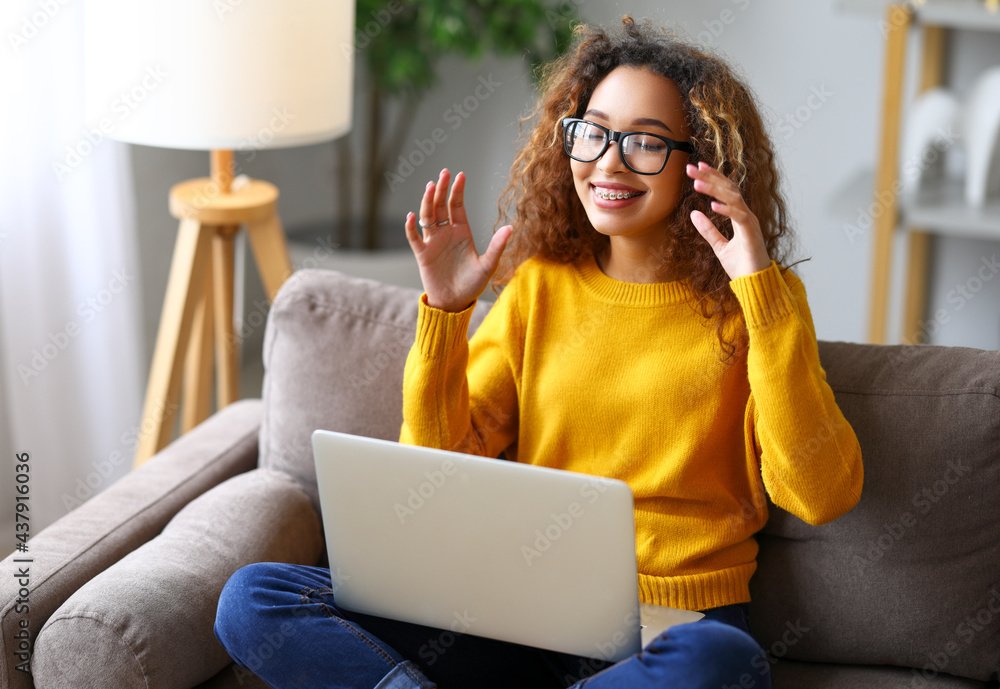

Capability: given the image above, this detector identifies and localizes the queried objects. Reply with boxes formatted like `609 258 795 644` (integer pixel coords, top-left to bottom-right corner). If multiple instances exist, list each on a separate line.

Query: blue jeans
214 562 772 689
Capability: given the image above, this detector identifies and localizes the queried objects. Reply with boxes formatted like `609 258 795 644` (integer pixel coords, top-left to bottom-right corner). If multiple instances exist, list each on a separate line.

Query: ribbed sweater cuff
414 293 475 356
730 261 795 329
638 563 754 612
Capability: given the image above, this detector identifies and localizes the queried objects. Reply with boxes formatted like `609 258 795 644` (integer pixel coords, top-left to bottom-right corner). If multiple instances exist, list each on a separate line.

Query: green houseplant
338 0 579 250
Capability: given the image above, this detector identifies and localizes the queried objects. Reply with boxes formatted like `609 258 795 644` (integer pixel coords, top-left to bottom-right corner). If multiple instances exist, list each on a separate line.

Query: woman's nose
596 140 627 174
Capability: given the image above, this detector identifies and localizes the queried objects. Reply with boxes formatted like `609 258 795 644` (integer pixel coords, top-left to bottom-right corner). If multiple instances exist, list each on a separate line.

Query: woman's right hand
404 168 512 313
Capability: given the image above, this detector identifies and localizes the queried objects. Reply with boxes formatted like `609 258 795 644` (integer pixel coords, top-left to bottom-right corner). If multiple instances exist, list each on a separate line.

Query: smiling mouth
592 186 644 201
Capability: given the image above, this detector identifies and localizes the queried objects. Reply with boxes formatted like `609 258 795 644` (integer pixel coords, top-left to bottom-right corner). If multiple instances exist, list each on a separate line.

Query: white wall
0 336 13 551
131 0 1000 368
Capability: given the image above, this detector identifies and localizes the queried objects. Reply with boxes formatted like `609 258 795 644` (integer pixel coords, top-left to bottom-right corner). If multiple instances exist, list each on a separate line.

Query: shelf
907 176 1000 236
836 0 1000 31
829 167 1000 239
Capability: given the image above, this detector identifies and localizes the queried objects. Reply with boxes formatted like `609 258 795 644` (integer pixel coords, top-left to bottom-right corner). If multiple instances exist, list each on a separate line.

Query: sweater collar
575 253 695 306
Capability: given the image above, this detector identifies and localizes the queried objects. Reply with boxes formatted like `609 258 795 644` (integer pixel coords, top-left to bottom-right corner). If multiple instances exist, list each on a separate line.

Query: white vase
962 65 1000 207
899 87 959 199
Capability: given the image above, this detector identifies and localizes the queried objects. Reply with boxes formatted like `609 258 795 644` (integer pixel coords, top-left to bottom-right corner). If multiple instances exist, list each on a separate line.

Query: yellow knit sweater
400 253 863 612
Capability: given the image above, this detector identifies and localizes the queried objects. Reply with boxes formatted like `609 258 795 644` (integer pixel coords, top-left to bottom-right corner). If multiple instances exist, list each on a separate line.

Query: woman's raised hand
687 161 772 281
404 169 512 312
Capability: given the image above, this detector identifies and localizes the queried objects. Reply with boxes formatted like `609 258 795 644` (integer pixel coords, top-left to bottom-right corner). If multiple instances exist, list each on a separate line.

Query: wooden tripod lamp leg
180 255 215 433
134 219 214 467
213 227 241 408
137 160 287 463
246 214 294 301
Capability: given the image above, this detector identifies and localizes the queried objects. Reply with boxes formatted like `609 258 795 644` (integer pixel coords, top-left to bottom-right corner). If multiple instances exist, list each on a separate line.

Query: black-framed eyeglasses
561 117 694 175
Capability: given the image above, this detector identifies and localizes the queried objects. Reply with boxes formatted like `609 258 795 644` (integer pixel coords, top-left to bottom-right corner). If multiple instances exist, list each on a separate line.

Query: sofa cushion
195 663 273 689
30 468 323 689
750 342 1000 683
0 399 262 689
257 269 493 511
771 659 991 688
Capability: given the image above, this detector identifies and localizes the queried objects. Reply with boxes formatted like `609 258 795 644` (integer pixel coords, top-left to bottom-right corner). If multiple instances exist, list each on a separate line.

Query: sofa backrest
750 340 1000 683
259 268 999 683
257 269 491 511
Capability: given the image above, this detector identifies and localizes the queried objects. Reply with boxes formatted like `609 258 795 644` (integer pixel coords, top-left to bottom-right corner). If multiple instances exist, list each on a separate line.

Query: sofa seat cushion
750 342 1000 683
30 468 323 689
195 663 273 688
257 269 493 511
772 659 991 688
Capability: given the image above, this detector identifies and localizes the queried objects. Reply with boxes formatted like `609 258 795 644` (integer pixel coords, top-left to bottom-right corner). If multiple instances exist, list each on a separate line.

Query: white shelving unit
833 0 1000 343
834 169 1000 241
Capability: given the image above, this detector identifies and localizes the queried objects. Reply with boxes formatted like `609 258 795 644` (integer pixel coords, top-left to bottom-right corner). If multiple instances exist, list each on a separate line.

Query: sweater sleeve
730 261 863 526
398 280 522 458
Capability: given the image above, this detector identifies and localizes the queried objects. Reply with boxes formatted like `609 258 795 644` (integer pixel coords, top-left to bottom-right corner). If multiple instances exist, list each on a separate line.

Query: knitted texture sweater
400 253 863 612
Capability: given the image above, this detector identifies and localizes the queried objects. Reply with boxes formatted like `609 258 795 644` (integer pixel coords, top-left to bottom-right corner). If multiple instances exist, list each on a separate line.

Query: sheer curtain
0 2 144 546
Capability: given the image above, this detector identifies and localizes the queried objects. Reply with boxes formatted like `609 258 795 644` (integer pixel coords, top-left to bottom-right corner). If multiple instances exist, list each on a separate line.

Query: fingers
480 225 512 276
404 211 423 251
690 210 727 252
433 169 450 224
416 169 466 236
448 171 470 227
687 162 745 209
418 180 436 237
688 162 762 241
408 169 472 250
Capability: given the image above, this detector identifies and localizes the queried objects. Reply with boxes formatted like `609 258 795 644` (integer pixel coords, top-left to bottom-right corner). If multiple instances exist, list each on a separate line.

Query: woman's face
570 66 692 245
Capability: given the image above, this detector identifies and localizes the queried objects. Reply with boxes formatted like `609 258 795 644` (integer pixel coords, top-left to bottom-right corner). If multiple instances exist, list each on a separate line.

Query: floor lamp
83 0 355 466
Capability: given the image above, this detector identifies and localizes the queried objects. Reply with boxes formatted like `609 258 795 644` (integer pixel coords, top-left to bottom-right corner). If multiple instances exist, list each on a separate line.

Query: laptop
311 429 703 663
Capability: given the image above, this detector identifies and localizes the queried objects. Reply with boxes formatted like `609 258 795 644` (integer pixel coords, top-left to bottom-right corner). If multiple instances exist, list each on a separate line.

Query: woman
215 16 863 689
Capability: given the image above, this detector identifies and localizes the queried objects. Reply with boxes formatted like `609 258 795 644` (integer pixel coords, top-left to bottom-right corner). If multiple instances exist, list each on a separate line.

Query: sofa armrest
30 468 322 689
0 398 262 689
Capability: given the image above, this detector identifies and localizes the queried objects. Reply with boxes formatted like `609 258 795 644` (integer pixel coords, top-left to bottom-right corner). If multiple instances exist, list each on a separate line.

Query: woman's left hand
687 161 772 280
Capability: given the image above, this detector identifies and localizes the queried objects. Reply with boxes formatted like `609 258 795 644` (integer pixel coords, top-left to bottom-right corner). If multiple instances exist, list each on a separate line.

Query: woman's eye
636 140 665 152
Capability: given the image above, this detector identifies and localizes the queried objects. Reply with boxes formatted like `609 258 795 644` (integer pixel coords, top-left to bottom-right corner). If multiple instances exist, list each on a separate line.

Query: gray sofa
2 268 998 689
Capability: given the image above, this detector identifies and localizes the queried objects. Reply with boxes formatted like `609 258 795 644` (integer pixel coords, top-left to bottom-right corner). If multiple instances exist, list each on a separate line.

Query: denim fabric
565 604 770 688
214 562 771 689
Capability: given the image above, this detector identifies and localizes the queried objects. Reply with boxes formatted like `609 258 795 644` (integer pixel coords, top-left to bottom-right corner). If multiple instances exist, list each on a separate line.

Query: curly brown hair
491 16 799 361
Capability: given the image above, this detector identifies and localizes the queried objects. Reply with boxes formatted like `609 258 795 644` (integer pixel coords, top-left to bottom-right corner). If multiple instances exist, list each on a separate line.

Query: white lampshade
83 0 354 151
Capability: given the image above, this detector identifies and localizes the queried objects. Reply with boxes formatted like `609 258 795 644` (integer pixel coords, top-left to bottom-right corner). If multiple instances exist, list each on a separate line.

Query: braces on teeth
595 188 641 200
